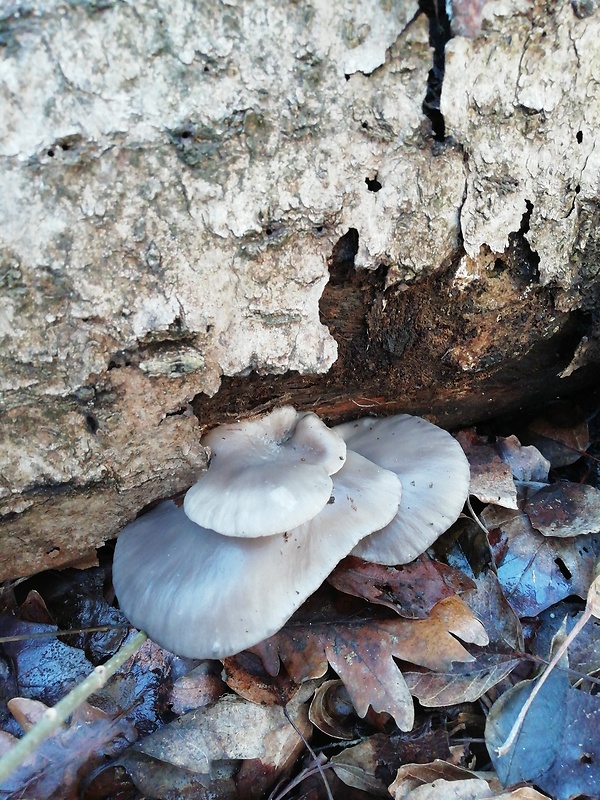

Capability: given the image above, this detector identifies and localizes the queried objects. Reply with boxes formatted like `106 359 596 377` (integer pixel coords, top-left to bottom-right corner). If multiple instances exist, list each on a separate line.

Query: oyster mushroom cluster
113 407 470 660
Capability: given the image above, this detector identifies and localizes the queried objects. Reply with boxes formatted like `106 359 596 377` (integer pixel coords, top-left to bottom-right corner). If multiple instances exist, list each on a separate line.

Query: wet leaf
328 556 475 619
0 698 136 800
252 590 488 731
534 601 600 677
41 567 128 662
455 429 517 509
483 504 600 616
525 482 600 537
0 615 92 706
91 637 177 736
486 669 600 800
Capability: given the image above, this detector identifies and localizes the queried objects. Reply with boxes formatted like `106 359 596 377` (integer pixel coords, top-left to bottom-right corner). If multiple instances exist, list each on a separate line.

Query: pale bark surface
1 0 599 579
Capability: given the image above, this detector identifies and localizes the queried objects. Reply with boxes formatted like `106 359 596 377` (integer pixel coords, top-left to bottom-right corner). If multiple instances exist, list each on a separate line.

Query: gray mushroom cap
334 415 470 565
184 406 347 537
113 450 402 659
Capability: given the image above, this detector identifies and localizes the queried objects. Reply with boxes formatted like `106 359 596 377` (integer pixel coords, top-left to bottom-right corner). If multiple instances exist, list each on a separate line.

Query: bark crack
420 0 452 140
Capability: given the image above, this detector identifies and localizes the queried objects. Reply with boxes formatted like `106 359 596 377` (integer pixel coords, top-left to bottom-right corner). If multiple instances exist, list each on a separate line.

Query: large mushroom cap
113 450 401 659
334 415 470 565
184 406 347 537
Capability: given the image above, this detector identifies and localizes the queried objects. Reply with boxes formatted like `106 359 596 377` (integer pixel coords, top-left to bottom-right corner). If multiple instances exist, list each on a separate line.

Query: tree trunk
1 0 599 580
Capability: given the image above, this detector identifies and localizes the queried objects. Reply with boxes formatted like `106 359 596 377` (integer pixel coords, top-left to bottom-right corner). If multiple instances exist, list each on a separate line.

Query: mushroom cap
184 407 347 537
113 450 401 659
334 415 470 565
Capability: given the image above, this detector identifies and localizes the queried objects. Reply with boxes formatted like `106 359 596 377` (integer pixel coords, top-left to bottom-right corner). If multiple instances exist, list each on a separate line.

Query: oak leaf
252 588 488 731
328 555 475 619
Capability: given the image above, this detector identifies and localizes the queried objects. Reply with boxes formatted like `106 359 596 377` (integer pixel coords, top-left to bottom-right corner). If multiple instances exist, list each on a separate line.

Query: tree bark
1 0 599 579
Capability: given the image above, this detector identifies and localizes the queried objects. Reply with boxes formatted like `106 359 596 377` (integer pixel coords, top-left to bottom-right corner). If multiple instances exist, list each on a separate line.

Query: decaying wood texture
1 0 599 579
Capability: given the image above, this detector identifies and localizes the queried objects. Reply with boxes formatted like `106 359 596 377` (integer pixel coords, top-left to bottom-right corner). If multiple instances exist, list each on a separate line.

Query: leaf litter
1 399 600 798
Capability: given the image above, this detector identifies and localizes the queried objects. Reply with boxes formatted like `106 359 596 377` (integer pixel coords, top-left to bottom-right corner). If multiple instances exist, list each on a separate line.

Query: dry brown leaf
328 555 475 619
169 662 227 716
331 728 452 796
134 690 310 773
389 761 488 799
252 590 488 731
331 734 397 796
308 679 357 740
404 650 521 708
125 687 313 799
222 649 300 706
455 429 517 509
462 571 523 651
523 402 590 467
495 436 550 483
390 761 549 800
395 777 493 799
403 570 523 708
525 482 600 537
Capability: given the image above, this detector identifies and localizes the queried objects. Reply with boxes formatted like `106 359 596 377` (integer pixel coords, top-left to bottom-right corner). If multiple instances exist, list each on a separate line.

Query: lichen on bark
1 0 599 579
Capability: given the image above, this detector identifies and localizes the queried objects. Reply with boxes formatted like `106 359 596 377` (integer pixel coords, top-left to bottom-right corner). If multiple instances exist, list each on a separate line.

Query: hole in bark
85 414 99 434
554 557 572 579
420 0 452 140
576 130 583 143
165 406 189 418
180 130 192 139
47 149 55 157
365 176 382 192
328 228 359 284
344 74 350 81
575 184 581 193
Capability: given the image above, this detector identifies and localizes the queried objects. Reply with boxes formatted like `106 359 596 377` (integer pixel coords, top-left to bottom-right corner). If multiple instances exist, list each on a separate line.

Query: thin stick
0 624 130 644
0 630 148 784
281 704 334 800
466 496 490 536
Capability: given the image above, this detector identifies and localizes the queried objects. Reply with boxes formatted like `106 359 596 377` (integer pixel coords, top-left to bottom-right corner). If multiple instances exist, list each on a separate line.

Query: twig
269 762 336 800
281 704 334 800
0 624 130 644
466 496 490 536
0 630 148 784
